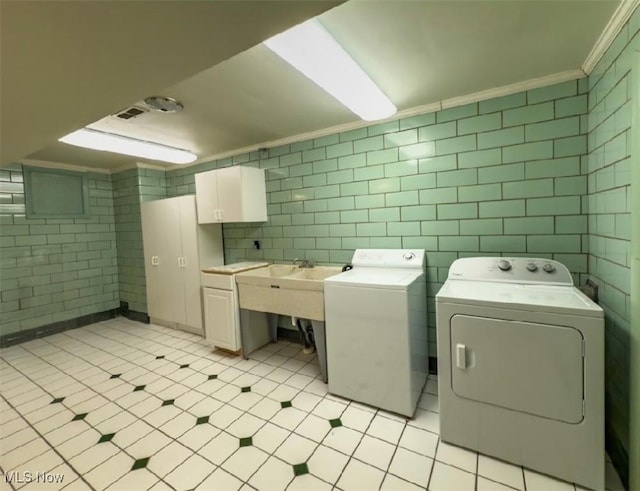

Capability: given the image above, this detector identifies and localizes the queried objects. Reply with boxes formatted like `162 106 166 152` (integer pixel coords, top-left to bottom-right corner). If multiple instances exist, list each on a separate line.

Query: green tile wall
165 80 590 357
587 6 639 469
112 167 166 313
0 166 119 336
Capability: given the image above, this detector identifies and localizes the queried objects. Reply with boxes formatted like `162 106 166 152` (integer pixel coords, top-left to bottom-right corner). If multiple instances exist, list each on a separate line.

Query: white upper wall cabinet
195 166 267 223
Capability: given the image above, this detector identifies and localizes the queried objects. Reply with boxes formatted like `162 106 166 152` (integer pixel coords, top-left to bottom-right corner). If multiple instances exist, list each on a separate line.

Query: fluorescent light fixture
59 128 197 164
264 19 396 121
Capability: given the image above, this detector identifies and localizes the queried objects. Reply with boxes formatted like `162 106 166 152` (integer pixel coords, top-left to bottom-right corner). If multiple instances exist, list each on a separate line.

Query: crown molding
111 161 168 174
582 0 640 74
19 159 111 174
190 70 586 169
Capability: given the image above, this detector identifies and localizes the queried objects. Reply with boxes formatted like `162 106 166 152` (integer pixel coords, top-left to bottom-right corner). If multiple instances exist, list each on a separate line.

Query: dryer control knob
543 263 556 273
527 262 538 272
498 259 511 271
403 252 416 260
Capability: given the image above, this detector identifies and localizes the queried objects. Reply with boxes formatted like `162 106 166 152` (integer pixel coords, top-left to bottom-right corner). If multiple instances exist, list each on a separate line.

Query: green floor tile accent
241 386 251 393
162 399 175 407
72 413 87 421
208 374 218 380
179 364 189 369
281 401 292 408
131 457 150 471
109 374 121 379
292 463 309 476
329 418 343 428
155 355 165 359
196 416 209 425
133 385 145 392
98 433 115 443
51 397 65 404
239 437 253 447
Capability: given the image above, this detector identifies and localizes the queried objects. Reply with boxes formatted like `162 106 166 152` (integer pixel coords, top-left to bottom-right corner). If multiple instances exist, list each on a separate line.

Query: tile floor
0 318 626 491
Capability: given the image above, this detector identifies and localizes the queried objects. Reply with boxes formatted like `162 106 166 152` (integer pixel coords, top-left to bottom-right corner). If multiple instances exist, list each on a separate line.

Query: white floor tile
146 441 193 477
340 405 375 433
292 391 323 412
337 459 385 491
307 444 349 484
268 384 300 403
125 430 172 458
476 476 517 491
227 413 266 437
187 396 223 416
165 454 215 490
312 398 347 420
523 468 574 490
56 428 101 460
222 446 269 481
68 442 120 474
274 433 317 464
249 397 282 420
107 469 159 491
159 411 198 439
477 455 525 490
389 447 434 488
381 474 425 491
323 426 363 456
399 425 439 457
428 461 476 490
408 408 440 433
199 431 240 465
197 468 243 491
417 392 439 413
229 392 262 411
271 407 307 431
177 423 220 451
248 456 294 491
287 473 332 491
83 451 133 490
294 413 331 443
353 435 396 470
253 423 291 454
435 441 477 473
210 404 243 430
367 414 405 444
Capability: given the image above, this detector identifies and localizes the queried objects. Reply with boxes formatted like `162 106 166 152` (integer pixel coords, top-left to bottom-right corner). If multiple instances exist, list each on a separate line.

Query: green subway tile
302 147 326 163
554 135 587 158
327 142 353 159
327 170 353 185
317 237 341 249
555 95 588 118
458 148 502 169
437 203 477 220
419 187 457 204
458 113 501 135
399 112 436 130
439 235 479 251
356 223 386 236
290 163 313 177
340 128 368 142
554 253 587 273
384 129 418 148
29 225 60 235
303 174 327 188
503 141 553 163
330 250 355 263
281 177 302 190
480 235 527 252
459 218 503 235
418 122 457 142
270 190 291 203
386 191 419 207
421 220 460 236
283 225 304 238
292 213 314 225
354 136 384 154
479 199 526 218
437 169 477 187
271 214 293 226
340 209 369 223
370 237 403 248
504 216 554 234
313 134 339 148
293 238 316 249
367 148 398 166
368 120 400 136
525 116 580 142
556 215 587 234
354 165 384 182
327 197 354 211
525 156 580 179
503 102 554 127
479 92 527 114
384 160 418 178
304 225 329 237
15 235 47 246
401 205 436 221
312 159 338 174
400 142 435 160
388 221 420 236
403 236 438 250
338 154 366 170
369 178 400 194
458 183 502 202
418 155 458 173
400 174 436 191
527 196 581 215
503 179 553 199
527 235 581 253
527 80 577 104
280 152 302 166
477 127 524 150
555 176 586 196
369 208 400 223
355 194 385 209
342 237 371 249
435 135 477 156
437 103 478 123
339 181 369 196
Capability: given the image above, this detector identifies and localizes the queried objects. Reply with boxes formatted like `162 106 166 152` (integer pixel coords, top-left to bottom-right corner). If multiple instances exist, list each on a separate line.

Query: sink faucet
293 258 314 268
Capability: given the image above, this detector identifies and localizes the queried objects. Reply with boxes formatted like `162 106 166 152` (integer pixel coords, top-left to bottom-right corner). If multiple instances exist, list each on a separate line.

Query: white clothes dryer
436 257 604 490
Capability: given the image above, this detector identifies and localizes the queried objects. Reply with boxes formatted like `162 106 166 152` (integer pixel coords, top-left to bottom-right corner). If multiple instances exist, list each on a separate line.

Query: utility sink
235 265 341 320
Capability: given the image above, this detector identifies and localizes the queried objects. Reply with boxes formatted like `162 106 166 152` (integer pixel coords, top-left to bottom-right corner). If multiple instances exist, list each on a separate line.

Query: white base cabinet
141 195 223 335
203 287 238 351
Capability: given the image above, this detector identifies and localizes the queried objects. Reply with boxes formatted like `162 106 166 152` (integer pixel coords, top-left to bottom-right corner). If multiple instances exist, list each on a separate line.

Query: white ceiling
6 0 621 171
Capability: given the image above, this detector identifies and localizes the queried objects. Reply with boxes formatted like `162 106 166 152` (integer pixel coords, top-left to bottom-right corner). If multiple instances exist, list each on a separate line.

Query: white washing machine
324 249 428 417
436 257 604 490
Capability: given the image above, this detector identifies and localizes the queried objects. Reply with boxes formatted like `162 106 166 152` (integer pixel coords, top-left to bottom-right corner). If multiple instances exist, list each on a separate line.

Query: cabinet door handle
181 257 187 268
152 256 159 265
215 209 223 221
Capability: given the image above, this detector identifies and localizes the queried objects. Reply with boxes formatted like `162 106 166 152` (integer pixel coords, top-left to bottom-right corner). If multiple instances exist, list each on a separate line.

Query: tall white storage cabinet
195 166 267 223
141 195 223 334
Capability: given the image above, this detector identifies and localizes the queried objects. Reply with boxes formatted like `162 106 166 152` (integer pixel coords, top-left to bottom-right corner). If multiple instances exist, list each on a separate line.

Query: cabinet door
195 171 219 223
203 288 238 351
179 196 203 330
215 166 243 222
141 201 162 317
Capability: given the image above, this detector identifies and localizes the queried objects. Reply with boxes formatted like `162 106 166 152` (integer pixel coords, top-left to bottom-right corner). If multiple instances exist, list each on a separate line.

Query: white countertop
202 261 269 275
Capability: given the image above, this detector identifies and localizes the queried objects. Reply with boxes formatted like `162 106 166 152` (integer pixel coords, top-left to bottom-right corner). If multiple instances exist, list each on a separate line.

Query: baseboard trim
606 421 629 489
0 309 118 348
119 309 150 324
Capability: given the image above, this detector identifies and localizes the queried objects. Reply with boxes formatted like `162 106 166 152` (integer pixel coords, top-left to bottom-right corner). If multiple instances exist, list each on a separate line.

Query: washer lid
324 268 423 289
202 262 269 274
436 280 603 317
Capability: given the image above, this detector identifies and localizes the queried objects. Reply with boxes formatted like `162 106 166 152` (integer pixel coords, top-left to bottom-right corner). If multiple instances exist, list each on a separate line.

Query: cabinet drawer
201 272 234 290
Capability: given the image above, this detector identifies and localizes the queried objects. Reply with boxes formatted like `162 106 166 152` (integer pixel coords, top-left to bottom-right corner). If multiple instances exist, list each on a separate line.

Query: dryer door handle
456 344 467 370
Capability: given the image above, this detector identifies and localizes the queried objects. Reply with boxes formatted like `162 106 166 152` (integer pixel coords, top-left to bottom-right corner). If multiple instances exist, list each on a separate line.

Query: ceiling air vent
143 96 184 113
114 106 148 120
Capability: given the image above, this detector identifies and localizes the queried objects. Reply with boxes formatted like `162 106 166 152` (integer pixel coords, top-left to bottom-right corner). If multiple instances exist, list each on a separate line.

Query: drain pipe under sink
291 316 315 354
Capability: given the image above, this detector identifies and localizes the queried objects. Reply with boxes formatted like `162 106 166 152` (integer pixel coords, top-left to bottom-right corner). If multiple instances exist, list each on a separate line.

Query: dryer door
450 315 584 423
